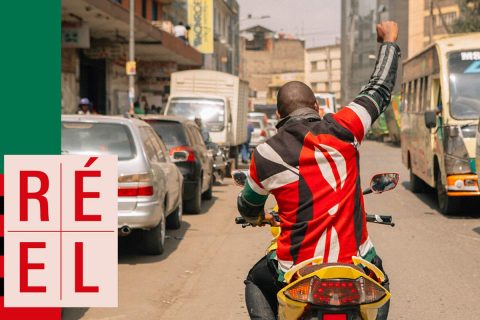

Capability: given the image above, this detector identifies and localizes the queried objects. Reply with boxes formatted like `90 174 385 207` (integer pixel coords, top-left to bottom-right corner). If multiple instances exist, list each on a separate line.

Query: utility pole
128 0 136 113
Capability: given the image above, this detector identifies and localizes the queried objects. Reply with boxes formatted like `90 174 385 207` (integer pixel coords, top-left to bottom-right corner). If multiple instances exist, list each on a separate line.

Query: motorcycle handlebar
366 214 395 227
236 214 394 227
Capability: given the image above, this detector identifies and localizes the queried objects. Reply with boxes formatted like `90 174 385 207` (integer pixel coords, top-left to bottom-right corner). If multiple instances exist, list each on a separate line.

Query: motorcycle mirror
232 170 248 187
370 173 400 193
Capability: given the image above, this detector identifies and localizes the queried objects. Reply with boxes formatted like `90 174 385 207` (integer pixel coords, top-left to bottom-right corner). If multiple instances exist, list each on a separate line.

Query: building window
142 0 147 18
152 0 158 20
311 61 317 71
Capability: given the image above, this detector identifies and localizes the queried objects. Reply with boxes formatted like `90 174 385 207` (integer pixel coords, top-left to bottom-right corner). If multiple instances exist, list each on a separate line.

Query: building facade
240 25 305 105
305 44 341 102
202 0 239 75
61 0 202 115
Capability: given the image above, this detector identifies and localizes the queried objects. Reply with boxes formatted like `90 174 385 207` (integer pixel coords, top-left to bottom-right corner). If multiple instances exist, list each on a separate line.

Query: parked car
477 117 480 187
141 115 214 214
249 119 269 148
61 115 184 255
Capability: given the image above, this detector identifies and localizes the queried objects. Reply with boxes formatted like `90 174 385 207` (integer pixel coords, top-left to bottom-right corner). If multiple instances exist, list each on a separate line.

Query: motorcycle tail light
284 278 311 302
323 315 347 320
285 276 386 306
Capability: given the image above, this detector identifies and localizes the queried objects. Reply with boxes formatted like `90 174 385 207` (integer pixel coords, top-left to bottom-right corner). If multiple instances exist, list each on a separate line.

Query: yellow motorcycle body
267 206 390 320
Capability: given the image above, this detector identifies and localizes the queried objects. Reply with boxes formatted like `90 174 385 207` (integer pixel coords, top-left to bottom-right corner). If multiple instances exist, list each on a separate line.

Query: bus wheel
435 170 459 215
409 167 425 193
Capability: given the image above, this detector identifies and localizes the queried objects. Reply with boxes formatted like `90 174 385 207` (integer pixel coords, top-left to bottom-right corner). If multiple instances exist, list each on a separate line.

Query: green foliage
453 0 480 33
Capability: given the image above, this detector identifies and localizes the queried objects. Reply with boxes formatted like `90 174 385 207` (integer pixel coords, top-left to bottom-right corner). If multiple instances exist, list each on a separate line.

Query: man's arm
237 154 269 225
333 21 400 143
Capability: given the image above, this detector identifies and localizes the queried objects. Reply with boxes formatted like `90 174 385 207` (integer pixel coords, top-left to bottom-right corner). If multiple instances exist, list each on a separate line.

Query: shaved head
277 81 317 118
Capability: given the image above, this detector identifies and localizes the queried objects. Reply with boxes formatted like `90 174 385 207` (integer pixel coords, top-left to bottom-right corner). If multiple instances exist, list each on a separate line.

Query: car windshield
249 121 261 129
146 121 188 149
61 122 136 160
448 50 480 120
167 98 225 132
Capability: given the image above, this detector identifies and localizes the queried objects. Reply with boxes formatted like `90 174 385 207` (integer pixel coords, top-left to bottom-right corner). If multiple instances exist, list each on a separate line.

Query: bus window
401 83 407 112
419 78 424 112
423 76 429 110
407 82 413 113
413 79 418 112
437 87 443 113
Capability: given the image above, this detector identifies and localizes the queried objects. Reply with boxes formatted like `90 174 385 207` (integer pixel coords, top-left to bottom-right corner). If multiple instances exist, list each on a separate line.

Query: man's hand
263 212 280 227
376 21 398 43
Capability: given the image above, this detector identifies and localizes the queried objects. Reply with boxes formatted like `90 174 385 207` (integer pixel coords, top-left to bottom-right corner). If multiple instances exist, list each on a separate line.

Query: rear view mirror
424 111 436 129
171 151 188 162
232 170 248 187
370 173 400 193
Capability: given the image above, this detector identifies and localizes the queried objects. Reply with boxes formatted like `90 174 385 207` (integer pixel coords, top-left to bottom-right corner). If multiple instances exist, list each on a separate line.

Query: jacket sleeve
333 42 401 143
237 153 269 224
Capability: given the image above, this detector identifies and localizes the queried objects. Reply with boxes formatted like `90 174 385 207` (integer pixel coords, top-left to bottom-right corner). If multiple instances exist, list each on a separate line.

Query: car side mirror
424 111 437 129
171 151 188 162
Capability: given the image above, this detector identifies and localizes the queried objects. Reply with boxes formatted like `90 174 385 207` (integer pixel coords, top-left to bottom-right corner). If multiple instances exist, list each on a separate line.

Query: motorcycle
207 141 228 183
233 171 399 320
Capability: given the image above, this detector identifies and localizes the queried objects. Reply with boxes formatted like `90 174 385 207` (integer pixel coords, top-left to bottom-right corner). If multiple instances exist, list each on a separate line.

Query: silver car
61 115 184 255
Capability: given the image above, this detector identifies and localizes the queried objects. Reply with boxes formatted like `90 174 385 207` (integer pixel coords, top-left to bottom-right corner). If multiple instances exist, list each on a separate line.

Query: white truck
164 70 249 169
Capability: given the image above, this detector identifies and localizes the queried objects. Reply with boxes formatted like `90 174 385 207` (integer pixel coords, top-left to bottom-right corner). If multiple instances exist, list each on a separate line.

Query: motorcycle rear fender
277 265 391 320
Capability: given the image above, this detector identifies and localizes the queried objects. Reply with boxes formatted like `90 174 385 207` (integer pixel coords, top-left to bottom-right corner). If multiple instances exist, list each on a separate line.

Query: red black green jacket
238 42 401 272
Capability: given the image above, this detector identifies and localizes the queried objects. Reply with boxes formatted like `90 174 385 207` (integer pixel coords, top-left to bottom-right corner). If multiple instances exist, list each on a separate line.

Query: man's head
79 97 90 112
276 81 318 118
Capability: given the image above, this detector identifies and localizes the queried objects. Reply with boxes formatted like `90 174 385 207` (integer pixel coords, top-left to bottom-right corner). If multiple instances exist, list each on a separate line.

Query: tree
452 0 480 33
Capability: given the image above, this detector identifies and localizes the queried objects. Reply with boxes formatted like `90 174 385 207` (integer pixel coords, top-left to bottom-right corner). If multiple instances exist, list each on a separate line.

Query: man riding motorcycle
237 21 400 320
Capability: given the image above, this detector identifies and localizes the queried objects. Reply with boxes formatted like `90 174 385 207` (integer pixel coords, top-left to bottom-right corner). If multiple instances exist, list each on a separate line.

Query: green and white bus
401 33 480 214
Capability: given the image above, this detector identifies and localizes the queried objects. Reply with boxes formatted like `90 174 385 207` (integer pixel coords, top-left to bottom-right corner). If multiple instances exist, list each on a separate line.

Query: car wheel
184 180 202 214
202 175 213 200
166 197 183 230
409 167 425 193
436 170 459 215
141 207 166 255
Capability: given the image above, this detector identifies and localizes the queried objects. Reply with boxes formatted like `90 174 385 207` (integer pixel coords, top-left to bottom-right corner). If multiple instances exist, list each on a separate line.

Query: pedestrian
77 97 91 115
241 122 254 163
174 22 188 44
141 96 150 114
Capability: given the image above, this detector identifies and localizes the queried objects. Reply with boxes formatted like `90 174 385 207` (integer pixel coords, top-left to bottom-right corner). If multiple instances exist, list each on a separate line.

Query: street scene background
60 0 480 319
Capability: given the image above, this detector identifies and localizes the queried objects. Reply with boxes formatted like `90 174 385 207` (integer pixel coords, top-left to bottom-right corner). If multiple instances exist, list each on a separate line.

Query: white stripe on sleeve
347 102 372 137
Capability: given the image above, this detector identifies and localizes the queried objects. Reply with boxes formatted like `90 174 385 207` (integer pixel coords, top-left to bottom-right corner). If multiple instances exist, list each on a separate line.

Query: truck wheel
409 167 425 193
436 170 459 215
166 198 182 230
184 181 202 214
141 210 166 255
202 176 213 200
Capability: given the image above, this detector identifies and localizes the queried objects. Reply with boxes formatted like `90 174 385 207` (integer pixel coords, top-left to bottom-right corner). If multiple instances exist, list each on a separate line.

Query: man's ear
275 110 281 119
313 101 320 113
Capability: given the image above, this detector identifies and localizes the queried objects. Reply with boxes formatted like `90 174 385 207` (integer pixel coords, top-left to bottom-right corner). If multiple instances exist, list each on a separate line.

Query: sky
237 0 341 48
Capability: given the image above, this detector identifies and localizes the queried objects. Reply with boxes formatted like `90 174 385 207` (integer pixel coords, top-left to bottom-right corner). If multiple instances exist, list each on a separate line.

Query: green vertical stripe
0 1 61 173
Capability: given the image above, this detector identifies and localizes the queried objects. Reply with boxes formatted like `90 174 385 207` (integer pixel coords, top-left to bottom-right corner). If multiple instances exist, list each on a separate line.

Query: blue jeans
241 143 250 162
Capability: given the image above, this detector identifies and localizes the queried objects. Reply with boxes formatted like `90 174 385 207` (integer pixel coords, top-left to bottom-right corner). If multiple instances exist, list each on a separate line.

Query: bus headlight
444 126 472 174
445 155 472 174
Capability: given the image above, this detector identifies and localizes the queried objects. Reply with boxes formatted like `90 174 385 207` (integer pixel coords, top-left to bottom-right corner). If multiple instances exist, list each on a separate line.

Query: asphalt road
63 140 480 320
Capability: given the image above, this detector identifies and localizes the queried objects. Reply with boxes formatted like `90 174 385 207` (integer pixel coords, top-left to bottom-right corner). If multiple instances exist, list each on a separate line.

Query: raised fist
376 21 398 43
